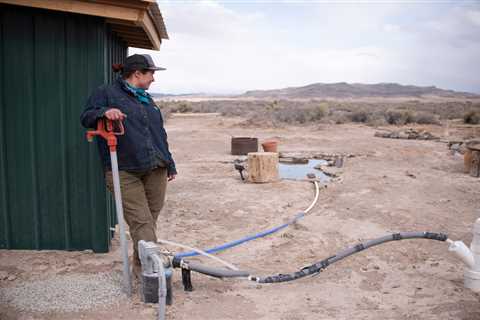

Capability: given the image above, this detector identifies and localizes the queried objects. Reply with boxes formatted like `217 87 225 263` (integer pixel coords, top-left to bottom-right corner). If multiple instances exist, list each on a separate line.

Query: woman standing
81 54 176 277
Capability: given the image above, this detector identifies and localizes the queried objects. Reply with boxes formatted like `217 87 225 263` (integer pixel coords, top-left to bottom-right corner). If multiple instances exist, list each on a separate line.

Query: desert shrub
156 98 478 127
413 112 440 125
268 102 328 124
265 100 281 111
464 110 480 124
177 102 192 113
367 116 387 127
385 109 415 125
365 111 388 127
306 103 329 121
155 101 171 119
349 110 369 123
272 107 301 123
331 113 349 124
160 101 193 113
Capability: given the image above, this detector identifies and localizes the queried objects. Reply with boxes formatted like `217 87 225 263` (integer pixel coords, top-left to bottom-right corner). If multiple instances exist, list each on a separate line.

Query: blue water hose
174 212 306 259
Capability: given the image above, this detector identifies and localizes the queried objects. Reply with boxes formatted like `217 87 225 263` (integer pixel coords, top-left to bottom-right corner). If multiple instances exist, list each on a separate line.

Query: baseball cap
124 54 166 72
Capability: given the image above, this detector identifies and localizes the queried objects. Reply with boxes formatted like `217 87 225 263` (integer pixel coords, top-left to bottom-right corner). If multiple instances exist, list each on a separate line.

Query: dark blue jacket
80 78 177 175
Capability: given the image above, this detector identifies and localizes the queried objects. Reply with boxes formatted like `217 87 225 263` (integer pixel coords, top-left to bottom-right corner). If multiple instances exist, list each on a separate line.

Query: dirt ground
1 113 479 320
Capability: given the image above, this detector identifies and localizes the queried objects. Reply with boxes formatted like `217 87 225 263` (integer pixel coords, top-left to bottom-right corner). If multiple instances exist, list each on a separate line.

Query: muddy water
279 159 330 182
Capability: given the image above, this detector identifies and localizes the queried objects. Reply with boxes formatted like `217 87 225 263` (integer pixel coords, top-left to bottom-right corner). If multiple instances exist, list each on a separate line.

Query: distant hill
241 82 480 99
150 92 205 98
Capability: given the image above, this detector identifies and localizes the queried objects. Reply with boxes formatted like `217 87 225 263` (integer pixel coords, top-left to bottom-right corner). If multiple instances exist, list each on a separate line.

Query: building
0 0 168 252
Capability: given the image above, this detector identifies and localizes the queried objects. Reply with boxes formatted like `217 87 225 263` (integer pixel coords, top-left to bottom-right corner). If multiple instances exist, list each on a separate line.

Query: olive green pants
105 167 167 269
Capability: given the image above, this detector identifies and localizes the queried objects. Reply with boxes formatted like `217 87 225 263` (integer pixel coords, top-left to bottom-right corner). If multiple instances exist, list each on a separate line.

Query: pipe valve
449 217 480 292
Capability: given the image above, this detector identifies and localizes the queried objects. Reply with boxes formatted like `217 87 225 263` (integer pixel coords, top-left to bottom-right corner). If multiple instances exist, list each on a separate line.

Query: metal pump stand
86 118 132 296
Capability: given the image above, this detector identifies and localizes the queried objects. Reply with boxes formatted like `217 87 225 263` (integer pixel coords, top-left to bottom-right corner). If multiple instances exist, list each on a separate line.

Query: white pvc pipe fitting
448 240 474 268
464 218 480 292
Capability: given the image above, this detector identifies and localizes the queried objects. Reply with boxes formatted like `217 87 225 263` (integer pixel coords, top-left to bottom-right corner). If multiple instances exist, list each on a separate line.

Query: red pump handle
86 118 125 152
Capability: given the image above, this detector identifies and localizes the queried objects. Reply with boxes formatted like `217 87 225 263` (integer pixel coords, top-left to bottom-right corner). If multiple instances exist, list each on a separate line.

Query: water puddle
279 159 330 182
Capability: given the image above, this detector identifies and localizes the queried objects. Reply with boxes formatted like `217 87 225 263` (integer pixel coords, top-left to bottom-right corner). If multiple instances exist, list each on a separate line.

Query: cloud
159 0 263 40
131 1 480 94
468 9 480 26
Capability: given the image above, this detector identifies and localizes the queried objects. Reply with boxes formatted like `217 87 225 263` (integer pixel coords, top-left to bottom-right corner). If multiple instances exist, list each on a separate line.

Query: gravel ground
1 114 479 319
0 272 127 313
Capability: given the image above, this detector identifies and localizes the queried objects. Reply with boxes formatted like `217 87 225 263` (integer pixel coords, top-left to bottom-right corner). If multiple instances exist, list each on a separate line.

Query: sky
130 0 480 95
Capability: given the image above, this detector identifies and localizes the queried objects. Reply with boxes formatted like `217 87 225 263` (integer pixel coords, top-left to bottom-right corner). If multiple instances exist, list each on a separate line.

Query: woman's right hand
104 108 126 121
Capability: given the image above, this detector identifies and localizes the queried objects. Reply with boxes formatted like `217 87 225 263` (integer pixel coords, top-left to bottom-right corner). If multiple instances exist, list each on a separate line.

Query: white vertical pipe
465 217 480 292
110 150 132 296
153 255 167 320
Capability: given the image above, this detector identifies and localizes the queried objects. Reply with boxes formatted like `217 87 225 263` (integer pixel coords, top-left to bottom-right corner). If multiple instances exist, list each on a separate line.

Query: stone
335 157 344 168
450 143 461 151
0 271 8 280
33 264 49 271
405 171 416 178
398 132 410 139
65 258 78 266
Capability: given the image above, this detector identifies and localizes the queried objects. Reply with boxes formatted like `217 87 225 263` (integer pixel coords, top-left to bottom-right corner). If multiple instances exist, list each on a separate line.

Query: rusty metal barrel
231 137 258 155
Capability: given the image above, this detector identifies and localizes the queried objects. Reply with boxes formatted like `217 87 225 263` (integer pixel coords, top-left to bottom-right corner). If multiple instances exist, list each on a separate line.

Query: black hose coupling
354 243 365 252
424 232 448 241
181 268 193 292
172 257 194 291
172 256 182 269
392 233 402 241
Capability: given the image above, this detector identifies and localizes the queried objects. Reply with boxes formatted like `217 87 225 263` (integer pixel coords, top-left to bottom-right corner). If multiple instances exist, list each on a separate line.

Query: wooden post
470 151 480 178
464 149 473 174
247 152 279 183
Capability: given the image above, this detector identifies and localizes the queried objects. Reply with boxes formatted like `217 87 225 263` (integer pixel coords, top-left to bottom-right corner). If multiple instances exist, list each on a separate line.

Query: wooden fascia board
137 10 161 50
95 0 150 10
108 18 159 50
0 0 142 22
0 0 163 50
147 4 169 40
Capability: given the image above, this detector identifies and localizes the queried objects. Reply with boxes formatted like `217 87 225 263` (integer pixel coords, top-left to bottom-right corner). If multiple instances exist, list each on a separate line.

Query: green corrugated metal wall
0 4 127 252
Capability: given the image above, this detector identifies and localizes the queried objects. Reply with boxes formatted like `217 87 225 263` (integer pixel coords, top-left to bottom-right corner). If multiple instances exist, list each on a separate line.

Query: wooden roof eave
0 0 168 50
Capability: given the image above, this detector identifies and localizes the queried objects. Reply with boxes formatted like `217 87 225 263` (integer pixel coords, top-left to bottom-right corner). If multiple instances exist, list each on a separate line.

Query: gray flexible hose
174 232 448 284
252 231 448 283
181 260 250 278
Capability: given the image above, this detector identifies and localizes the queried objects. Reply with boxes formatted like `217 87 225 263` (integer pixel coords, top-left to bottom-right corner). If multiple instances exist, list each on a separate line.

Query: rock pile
374 128 438 140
